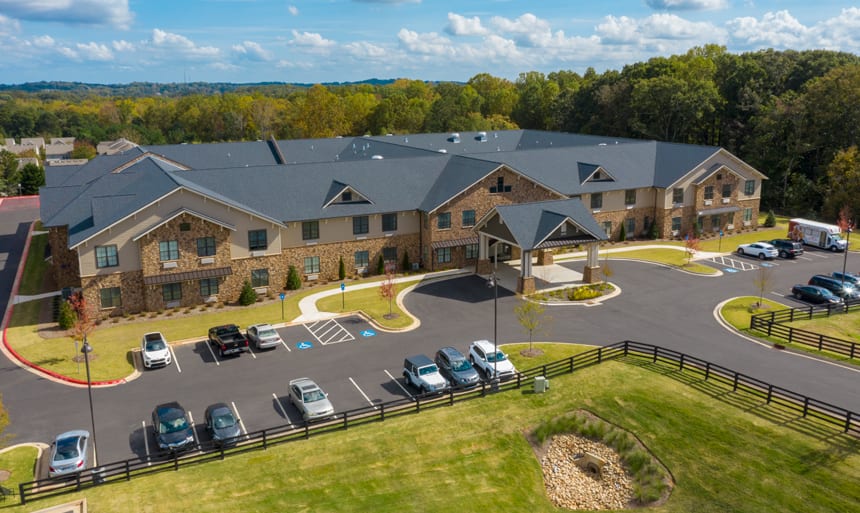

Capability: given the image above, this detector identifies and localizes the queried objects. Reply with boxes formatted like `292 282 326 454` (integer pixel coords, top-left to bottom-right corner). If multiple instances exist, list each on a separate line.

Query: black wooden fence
749 301 860 359
17 340 860 505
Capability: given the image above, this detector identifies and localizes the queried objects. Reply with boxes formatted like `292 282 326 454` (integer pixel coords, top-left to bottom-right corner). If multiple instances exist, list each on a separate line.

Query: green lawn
18 231 47 296
0 445 38 498
315 282 415 329
5 344 858 513
785 311 860 342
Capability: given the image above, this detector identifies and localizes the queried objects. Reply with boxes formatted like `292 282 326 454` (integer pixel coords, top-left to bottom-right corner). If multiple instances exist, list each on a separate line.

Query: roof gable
477 199 607 251
578 162 616 184
322 180 374 208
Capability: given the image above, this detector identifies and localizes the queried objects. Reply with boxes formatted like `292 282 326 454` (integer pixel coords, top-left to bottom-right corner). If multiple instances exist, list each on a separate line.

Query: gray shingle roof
492 199 607 251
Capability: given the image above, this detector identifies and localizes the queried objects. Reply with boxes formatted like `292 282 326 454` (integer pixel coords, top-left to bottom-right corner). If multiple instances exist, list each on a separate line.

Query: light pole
486 272 499 391
82 337 98 466
17 183 22 197
840 221 853 291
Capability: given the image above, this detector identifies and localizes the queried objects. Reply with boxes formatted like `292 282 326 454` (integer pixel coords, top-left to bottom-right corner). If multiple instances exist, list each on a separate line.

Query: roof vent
449 132 461 143
371 155 384 160
598 143 607 146
476 131 487 142
438 149 448 154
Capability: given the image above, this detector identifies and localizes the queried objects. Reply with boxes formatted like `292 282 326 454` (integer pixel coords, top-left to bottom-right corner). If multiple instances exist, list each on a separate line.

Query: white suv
141 332 172 369
403 355 449 394
469 340 516 381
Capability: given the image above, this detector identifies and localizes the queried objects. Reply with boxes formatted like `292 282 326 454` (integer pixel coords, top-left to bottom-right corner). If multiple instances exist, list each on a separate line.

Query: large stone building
39 130 766 315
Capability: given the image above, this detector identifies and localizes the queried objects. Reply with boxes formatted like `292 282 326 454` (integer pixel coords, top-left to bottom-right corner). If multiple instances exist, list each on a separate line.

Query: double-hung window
303 256 320 274
354 251 369 268
437 247 452 263
196 237 215 257
722 183 732 198
625 189 636 206
251 268 269 287
159 240 179 261
199 278 219 296
590 193 602 210
744 180 755 196
95 245 118 268
672 188 684 204
462 210 476 227
437 212 451 229
248 229 267 251
353 216 369 235
162 283 182 302
302 221 319 240
382 213 397 232
99 287 121 308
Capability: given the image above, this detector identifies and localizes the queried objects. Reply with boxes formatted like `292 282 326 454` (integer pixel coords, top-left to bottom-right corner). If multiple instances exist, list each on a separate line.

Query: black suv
808 275 860 299
768 239 804 258
152 402 195 452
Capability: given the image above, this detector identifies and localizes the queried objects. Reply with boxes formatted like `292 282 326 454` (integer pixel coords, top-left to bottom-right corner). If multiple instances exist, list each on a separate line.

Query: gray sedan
49 430 89 478
288 378 335 421
246 323 283 350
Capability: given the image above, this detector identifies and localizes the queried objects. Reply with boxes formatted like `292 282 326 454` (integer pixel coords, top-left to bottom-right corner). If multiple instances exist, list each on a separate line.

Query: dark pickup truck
208 324 250 357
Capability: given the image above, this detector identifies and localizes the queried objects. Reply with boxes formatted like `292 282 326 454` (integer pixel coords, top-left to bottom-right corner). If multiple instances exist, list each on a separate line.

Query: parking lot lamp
487 272 499 391
82 337 98 466
841 223 852 291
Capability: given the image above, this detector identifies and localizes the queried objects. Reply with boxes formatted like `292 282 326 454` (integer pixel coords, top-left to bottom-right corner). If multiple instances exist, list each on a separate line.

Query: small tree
684 232 700 265
67 292 95 344
378 262 397 318
515 300 549 355
238 280 257 306
376 254 385 275
58 299 77 330
618 221 627 242
338 256 346 281
753 265 774 308
764 210 777 228
402 250 410 272
286 265 301 290
601 248 614 281
19 163 45 195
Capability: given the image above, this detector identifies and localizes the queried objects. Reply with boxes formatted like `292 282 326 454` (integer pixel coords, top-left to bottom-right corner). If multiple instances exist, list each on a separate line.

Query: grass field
315 281 415 329
2 344 858 512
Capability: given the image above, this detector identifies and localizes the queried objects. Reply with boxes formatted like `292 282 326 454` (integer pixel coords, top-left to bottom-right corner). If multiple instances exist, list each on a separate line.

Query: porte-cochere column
582 242 602 283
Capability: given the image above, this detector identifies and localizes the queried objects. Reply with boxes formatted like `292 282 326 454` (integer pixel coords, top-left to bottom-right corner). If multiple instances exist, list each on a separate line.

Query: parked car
790 284 844 305
246 323 283 350
288 378 335 421
736 242 778 260
151 402 196 452
204 403 242 446
831 271 860 287
808 275 860 299
767 239 804 259
141 332 172 369
434 346 481 388
403 354 449 394
49 430 89 478
468 340 517 381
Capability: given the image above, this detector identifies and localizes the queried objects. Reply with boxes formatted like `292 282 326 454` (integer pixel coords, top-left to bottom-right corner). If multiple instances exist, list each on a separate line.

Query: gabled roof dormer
322 180 373 208
578 162 616 185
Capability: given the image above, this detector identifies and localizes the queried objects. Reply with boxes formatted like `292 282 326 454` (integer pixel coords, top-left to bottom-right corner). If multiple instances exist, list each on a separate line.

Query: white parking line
771 291 786 298
796 255 814 261
204 341 220 366
246 346 257 359
280 338 291 351
348 377 378 409
231 401 248 436
808 252 830 258
272 393 293 427
142 420 151 466
384 369 413 397
169 345 182 373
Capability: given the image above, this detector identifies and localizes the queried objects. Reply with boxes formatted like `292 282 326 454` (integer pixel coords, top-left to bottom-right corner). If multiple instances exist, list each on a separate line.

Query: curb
0 223 126 388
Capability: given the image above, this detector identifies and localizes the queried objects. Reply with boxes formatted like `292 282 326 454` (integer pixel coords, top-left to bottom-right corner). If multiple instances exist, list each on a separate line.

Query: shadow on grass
619 357 859 463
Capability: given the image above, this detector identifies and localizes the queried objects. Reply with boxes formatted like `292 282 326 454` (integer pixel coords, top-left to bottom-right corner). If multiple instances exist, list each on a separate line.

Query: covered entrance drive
473 199 608 294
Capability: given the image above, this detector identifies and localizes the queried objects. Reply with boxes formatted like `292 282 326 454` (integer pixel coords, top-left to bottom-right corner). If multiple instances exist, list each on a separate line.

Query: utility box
534 376 549 393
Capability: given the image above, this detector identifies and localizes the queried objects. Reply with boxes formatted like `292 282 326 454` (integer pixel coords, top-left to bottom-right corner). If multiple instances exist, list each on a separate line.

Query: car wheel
794 292 802 299
779 250 787 258
737 248 745 255
830 245 838 252
757 253 766 260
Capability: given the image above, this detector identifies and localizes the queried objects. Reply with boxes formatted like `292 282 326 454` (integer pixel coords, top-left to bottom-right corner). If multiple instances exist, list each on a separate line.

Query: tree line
2 45 859 221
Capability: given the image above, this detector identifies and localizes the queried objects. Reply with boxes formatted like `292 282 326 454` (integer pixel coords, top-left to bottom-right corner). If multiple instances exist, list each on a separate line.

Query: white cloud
288 5 299 16
32 35 54 47
597 14 726 44
0 13 20 35
76 41 113 61
489 13 573 48
57 46 79 60
344 41 388 58
112 39 134 52
290 30 336 49
445 13 488 36
232 40 272 61
815 7 860 50
397 28 453 56
646 0 728 10
0 0 133 29
727 11 809 47
150 28 220 59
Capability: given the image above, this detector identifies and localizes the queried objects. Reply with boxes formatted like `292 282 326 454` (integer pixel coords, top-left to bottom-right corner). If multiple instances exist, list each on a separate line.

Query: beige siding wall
282 211 420 247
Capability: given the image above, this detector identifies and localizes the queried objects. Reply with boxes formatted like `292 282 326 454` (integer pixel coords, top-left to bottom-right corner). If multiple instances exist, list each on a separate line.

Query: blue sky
0 1 858 85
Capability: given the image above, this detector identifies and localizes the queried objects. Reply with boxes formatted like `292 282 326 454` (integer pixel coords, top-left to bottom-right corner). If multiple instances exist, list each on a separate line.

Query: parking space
303 318 355 345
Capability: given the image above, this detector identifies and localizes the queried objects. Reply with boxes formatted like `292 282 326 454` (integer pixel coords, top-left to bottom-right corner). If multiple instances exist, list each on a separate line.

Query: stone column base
476 258 493 275
517 276 536 295
536 250 554 266
583 266 602 284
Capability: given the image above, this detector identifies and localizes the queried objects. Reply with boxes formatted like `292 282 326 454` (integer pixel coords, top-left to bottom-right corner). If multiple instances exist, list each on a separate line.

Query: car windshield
487 351 507 363
212 412 236 429
258 329 277 338
55 438 80 460
419 364 439 375
303 389 326 403
145 339 166 351
159 415 189 434
451 359 471 371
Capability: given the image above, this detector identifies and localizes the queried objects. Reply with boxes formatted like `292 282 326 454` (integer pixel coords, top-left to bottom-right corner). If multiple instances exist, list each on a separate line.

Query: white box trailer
788 218 848 251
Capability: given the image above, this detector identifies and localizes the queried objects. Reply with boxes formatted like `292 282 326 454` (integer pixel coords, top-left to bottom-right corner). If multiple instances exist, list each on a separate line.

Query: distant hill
0 79 400 97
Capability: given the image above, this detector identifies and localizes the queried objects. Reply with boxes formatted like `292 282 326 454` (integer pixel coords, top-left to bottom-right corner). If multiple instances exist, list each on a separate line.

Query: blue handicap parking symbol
360 329 376 337
296 341 313 350
760 262 774 268
723 268 739 273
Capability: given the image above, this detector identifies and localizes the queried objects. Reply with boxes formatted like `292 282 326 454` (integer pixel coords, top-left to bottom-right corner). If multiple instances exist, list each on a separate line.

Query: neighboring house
40 130 766 315
1 137 45 157
97 137 139 155
46 137 75 160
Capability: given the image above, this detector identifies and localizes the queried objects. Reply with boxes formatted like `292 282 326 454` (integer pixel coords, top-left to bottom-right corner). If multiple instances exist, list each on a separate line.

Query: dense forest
2 45 860 222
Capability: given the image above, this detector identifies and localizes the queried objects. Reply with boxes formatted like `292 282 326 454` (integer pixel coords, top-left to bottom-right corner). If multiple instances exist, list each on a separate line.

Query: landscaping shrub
402 251 410 272
764 209 777 227
286 265 301 290
58 299 76 330
647 219 660 239
238 280 257 306
618 222 627 242
376 254 385 275
338 256 346 280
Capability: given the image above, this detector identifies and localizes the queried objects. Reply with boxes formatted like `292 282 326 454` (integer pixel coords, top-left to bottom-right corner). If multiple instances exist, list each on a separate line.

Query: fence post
732 372 739 392
173 451 179 471
343 411 348 429
380 403 385 422
652 346 658 363
569 356 574 373
542 364 547 377
679 353 685 371
787 327 792 343
126 460 131 481
851 343 856 360
624 340 629 356
598 347 602 363
18 482 25 505
304 422 310 439
818 334 824 351
803 397 809 418
262 429 267 450
767 321 772 337
766 384 773 404
705 362 710 380
516 373 521 389
790 308 795 322
846 412 853 433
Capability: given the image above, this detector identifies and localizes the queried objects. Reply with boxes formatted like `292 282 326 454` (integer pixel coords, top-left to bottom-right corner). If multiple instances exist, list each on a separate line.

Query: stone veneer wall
138 214 233 277
48 226 81 289
81 271 144 316
591 207 656 241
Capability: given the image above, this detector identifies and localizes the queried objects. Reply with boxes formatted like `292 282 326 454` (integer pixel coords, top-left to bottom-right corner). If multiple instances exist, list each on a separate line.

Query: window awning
697 205 741 216
143 266 233 286
431 237 479 250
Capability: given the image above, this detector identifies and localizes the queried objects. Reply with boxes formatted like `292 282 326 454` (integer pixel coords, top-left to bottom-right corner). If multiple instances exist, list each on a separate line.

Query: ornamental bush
764 210 776 227
338 256 346 280
58 299 76 330
286 265 301 290
238 280 257 306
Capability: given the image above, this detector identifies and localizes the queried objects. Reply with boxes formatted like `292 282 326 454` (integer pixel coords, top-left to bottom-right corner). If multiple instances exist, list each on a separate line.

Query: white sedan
736 242 778 260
